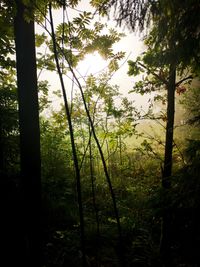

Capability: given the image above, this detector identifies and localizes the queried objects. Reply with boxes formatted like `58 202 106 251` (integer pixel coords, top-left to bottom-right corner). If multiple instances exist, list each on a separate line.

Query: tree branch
137 61 168 85
175 75 193 87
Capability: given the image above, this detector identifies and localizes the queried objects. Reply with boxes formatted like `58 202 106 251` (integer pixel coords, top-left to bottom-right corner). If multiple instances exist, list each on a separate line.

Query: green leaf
35 33 46 47
128 60 141 76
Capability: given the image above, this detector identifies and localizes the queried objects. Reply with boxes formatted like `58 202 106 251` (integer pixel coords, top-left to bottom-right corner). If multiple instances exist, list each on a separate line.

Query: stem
65 56 125 265
49 5 86 266
89 126 100 265
49 7 124 263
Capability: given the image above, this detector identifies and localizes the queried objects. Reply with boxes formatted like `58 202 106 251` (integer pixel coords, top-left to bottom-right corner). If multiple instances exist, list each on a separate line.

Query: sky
35 1 149 113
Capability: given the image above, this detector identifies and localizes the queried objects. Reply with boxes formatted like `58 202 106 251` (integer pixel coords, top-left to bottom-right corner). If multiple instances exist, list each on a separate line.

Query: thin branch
175 75 193 87
49 4 86 266
138 61 168 85
37 46 48 80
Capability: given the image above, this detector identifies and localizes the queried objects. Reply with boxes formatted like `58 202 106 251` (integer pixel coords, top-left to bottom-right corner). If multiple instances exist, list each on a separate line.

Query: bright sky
35 1 149 113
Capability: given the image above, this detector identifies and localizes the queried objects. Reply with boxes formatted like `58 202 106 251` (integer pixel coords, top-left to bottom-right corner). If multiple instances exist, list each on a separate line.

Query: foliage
0 73 19 174
0 1 15 68
181 84 200 126
148 0 200 74
90 0 153 31
46 14 125 70
97 0 200 74
40 108 164 266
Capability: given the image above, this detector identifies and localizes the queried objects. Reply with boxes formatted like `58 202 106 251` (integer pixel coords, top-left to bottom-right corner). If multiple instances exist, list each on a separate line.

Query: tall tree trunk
14 1 41 266
0 120 4 172
162 64 176 187
160 63 176 266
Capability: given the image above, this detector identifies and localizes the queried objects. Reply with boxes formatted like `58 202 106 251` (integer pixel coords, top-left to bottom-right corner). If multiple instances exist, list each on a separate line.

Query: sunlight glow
77 52 108 76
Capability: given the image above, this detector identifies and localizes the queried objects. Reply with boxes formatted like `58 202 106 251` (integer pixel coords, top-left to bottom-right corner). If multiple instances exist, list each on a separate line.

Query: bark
160 63 176 266
162 64 176 187
14 1 41 266
0 121 4 172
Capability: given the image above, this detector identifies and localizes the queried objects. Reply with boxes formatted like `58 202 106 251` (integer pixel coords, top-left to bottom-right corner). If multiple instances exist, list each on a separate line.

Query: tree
94 0 199 178
39 3 128 264
126 0 200 264
14 1 41 266
94 0 199 265
0 0 42 265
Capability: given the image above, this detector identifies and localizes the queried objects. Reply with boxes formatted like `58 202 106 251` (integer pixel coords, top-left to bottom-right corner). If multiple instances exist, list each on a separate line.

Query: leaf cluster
91 0 153 31
49 11 125 67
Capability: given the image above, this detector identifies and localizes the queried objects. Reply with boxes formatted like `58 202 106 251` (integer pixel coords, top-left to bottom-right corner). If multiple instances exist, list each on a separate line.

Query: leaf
128 60 141 76
35 33 46 47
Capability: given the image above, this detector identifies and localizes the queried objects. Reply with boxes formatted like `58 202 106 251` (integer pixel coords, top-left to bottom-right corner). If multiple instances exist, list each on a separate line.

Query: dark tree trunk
162 64 176 187
14 1 41 266
160 63 176 266
0 120 4 172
